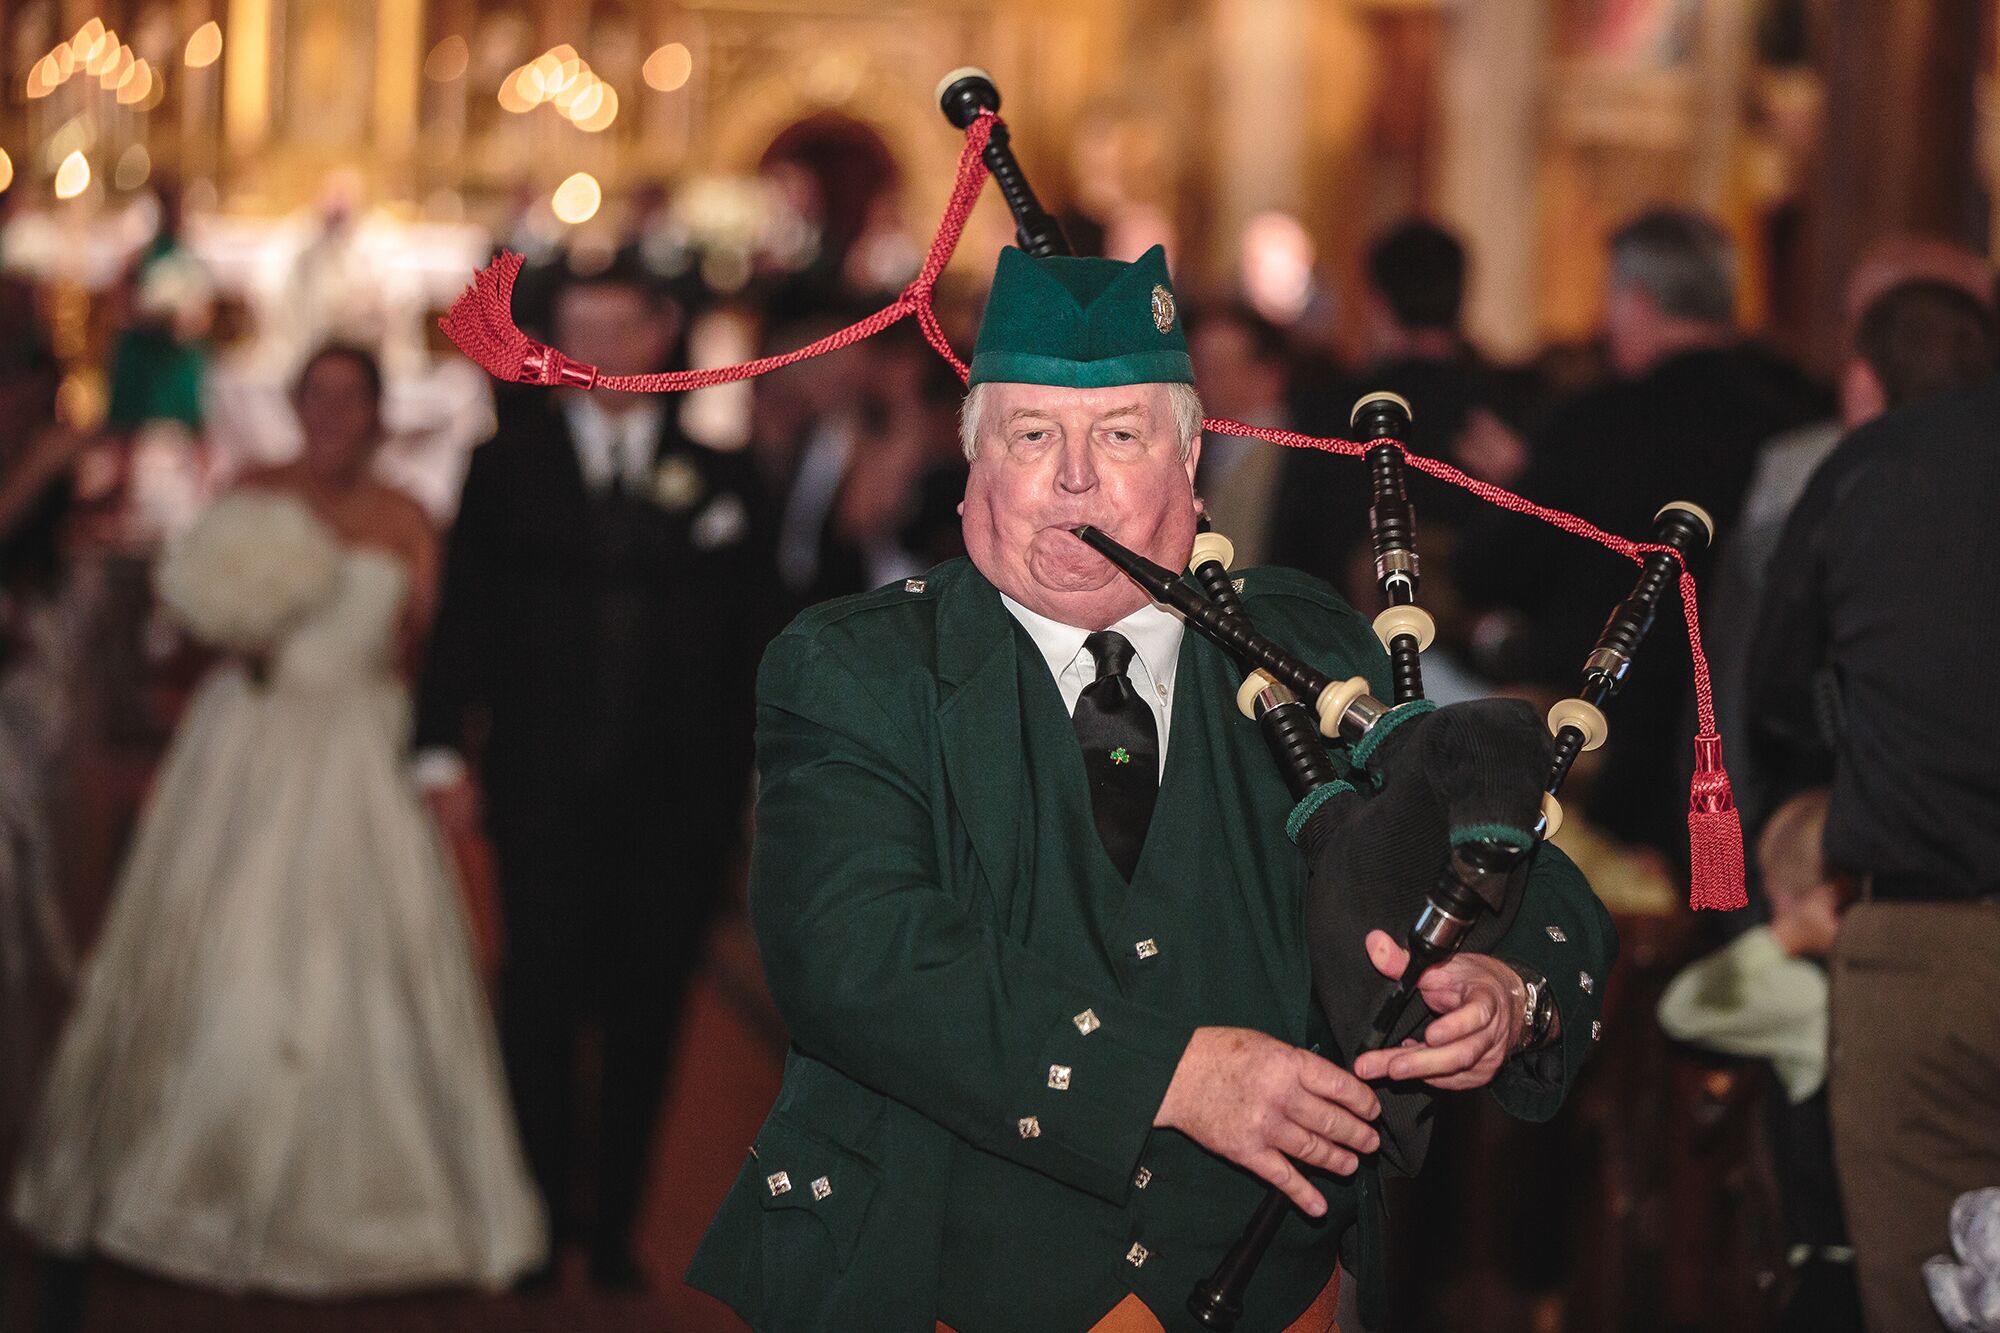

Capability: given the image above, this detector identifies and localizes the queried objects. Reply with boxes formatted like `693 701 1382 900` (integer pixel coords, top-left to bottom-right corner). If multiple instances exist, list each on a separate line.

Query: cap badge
1150 284 1176 334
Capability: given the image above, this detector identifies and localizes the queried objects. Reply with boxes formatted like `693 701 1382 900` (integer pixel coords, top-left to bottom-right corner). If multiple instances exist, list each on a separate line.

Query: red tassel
1687 733 1747 910
438 251 601 389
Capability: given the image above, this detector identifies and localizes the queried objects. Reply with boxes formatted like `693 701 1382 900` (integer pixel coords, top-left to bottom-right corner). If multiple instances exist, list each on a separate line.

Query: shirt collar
999 591 1186 694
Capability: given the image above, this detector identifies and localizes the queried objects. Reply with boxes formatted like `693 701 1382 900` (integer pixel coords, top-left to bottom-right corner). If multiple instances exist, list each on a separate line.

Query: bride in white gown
9 345 546 1296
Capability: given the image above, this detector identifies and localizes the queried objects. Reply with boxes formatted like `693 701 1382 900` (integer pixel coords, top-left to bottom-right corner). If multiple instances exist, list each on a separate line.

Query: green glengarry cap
966 244 1194 389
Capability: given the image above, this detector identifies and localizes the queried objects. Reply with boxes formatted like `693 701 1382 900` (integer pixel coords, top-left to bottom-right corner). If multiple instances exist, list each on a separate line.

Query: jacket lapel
934 566 1026 899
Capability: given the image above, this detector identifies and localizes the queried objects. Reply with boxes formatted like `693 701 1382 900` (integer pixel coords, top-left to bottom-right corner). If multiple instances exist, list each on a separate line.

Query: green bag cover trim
1285 779 1356 847
1449 822 1537 851
1348 698 1437 773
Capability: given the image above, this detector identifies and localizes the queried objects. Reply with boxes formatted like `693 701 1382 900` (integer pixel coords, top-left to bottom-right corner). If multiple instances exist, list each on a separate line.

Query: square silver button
810 1176 832 1201
903 578 926 593
1126 1242 1149 1267
1545 925 1567 943
1048 1064 1072 1091
1134 1167 1152 1189
766 1171 792 1197
1018 1116 1041 1139
1578 971 1594 994
1590 1019 1603 1041
1073 1008 1100 1035
1135 939 1159 960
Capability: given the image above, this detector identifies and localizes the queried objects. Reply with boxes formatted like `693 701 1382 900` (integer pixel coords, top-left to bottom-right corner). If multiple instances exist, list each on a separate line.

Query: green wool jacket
688 558 1616 1333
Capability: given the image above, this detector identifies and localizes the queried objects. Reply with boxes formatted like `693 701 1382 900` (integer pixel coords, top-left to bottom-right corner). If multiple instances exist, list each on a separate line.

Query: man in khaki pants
1748 294 2000 1333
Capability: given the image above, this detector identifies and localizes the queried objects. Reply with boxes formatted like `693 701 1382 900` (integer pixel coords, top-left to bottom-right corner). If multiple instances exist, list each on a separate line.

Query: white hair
959 381 1205 463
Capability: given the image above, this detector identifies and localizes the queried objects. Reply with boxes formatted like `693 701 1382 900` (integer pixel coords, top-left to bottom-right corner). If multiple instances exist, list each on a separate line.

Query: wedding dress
10 540 546 1296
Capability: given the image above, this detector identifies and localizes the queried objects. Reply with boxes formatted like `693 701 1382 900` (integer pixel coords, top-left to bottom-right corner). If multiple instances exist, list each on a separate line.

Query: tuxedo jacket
413 392 781 847
688 558 1615 1332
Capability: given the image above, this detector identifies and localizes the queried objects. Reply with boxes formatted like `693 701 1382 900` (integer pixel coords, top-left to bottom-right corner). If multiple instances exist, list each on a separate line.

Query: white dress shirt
565 396 664 494
1000 594 1186 779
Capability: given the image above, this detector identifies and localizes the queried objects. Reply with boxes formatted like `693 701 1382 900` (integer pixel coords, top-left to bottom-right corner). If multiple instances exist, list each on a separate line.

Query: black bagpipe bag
1290 696 1553 1170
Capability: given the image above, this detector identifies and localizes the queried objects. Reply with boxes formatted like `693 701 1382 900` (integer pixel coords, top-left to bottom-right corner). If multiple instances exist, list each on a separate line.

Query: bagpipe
437 65 1747 1331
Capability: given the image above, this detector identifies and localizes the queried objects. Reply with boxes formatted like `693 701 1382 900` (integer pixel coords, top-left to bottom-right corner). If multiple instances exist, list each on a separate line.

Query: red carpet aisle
0 917 783 1333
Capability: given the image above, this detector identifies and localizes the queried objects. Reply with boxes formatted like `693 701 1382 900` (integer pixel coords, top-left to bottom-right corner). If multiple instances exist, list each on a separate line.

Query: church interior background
3 2 1996 1330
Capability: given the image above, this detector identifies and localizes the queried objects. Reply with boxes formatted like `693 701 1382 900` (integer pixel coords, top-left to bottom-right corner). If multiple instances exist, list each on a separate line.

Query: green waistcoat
688 558 1616 1332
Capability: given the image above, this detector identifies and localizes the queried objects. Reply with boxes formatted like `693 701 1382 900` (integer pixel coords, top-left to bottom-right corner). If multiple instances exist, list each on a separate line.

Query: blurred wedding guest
1188 303 1294 568
1705 243 1992 835
414 259 779 1290
104 182 214 439
1486 209 1824 861
1746 285 2000 1333
0 321 81 1153
1658 789 1861 1333
1278 222 1517 591
10 345 545 1300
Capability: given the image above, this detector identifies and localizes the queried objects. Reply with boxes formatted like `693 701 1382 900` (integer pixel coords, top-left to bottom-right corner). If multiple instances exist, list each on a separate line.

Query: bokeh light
423 35 469 83
86 33 123 77
117 58 154 105
114 143 152 190
71 20 108 64
573 83 618 133
643 43 693 93
550 171 602 224
54 150 92 200
0 149 13 194
185 21 223 68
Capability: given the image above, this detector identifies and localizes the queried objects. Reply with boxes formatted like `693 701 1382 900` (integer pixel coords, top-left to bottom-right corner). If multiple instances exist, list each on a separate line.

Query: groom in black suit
414 259 780 1288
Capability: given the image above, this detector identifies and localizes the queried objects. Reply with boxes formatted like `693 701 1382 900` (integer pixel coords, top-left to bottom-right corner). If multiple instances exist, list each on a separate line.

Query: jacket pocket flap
749 1114 881 1270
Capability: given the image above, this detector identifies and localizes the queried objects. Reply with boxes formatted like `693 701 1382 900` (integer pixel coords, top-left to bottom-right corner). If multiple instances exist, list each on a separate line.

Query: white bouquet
154 491 343 652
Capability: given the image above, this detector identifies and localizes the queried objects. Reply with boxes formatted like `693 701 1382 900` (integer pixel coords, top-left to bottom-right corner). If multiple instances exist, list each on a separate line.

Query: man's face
552 282 677 383
961 381 1199 630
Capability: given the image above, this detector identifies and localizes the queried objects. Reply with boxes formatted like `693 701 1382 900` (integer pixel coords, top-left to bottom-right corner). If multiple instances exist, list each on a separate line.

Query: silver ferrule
1584 646 1631 683
1412 900 1474 953
1375 549 1418 581
1256 680 1299 713
1341 691 1392 739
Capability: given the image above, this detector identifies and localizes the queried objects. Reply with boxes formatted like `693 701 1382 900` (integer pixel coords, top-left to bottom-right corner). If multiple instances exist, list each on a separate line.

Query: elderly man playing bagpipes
439 71 1743 1333
684 229 1614 1332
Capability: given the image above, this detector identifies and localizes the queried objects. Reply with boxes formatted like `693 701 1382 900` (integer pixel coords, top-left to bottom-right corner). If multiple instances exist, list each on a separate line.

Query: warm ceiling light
548 43 578 65
550 171 601 224
114 143 151 190
71 19 107 63
573 82 618 133
85 33 122 77
117 58 153 105
185 21 223 68
642 43 692 92
27 56 57 98
513 63 546 105
52 45 76 79
564 79 604 121
103 47 137 89
497 68 534 113
423 35 469 83
553 69 595 111
54 150 91 200
530 51 563 90
0 150 14 193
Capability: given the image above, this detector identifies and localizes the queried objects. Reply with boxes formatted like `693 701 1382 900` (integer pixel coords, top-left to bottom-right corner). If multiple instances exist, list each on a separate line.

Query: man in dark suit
689 244 1614 1331
414 260 779 1289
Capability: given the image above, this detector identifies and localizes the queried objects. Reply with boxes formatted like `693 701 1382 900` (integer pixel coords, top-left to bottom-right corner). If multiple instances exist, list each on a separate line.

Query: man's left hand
1350 930 1530 1091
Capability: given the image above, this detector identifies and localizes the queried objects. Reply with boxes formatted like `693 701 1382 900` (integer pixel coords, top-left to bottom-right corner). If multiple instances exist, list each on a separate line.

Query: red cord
439 115 992 393
436 113 1745 912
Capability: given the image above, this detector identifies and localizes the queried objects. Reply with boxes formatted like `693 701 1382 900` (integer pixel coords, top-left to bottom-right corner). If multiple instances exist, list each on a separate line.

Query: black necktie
1071 630 1158 880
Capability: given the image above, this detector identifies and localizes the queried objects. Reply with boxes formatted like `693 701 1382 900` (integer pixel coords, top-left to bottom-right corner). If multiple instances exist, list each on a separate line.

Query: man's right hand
1153 1026 1381 1218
